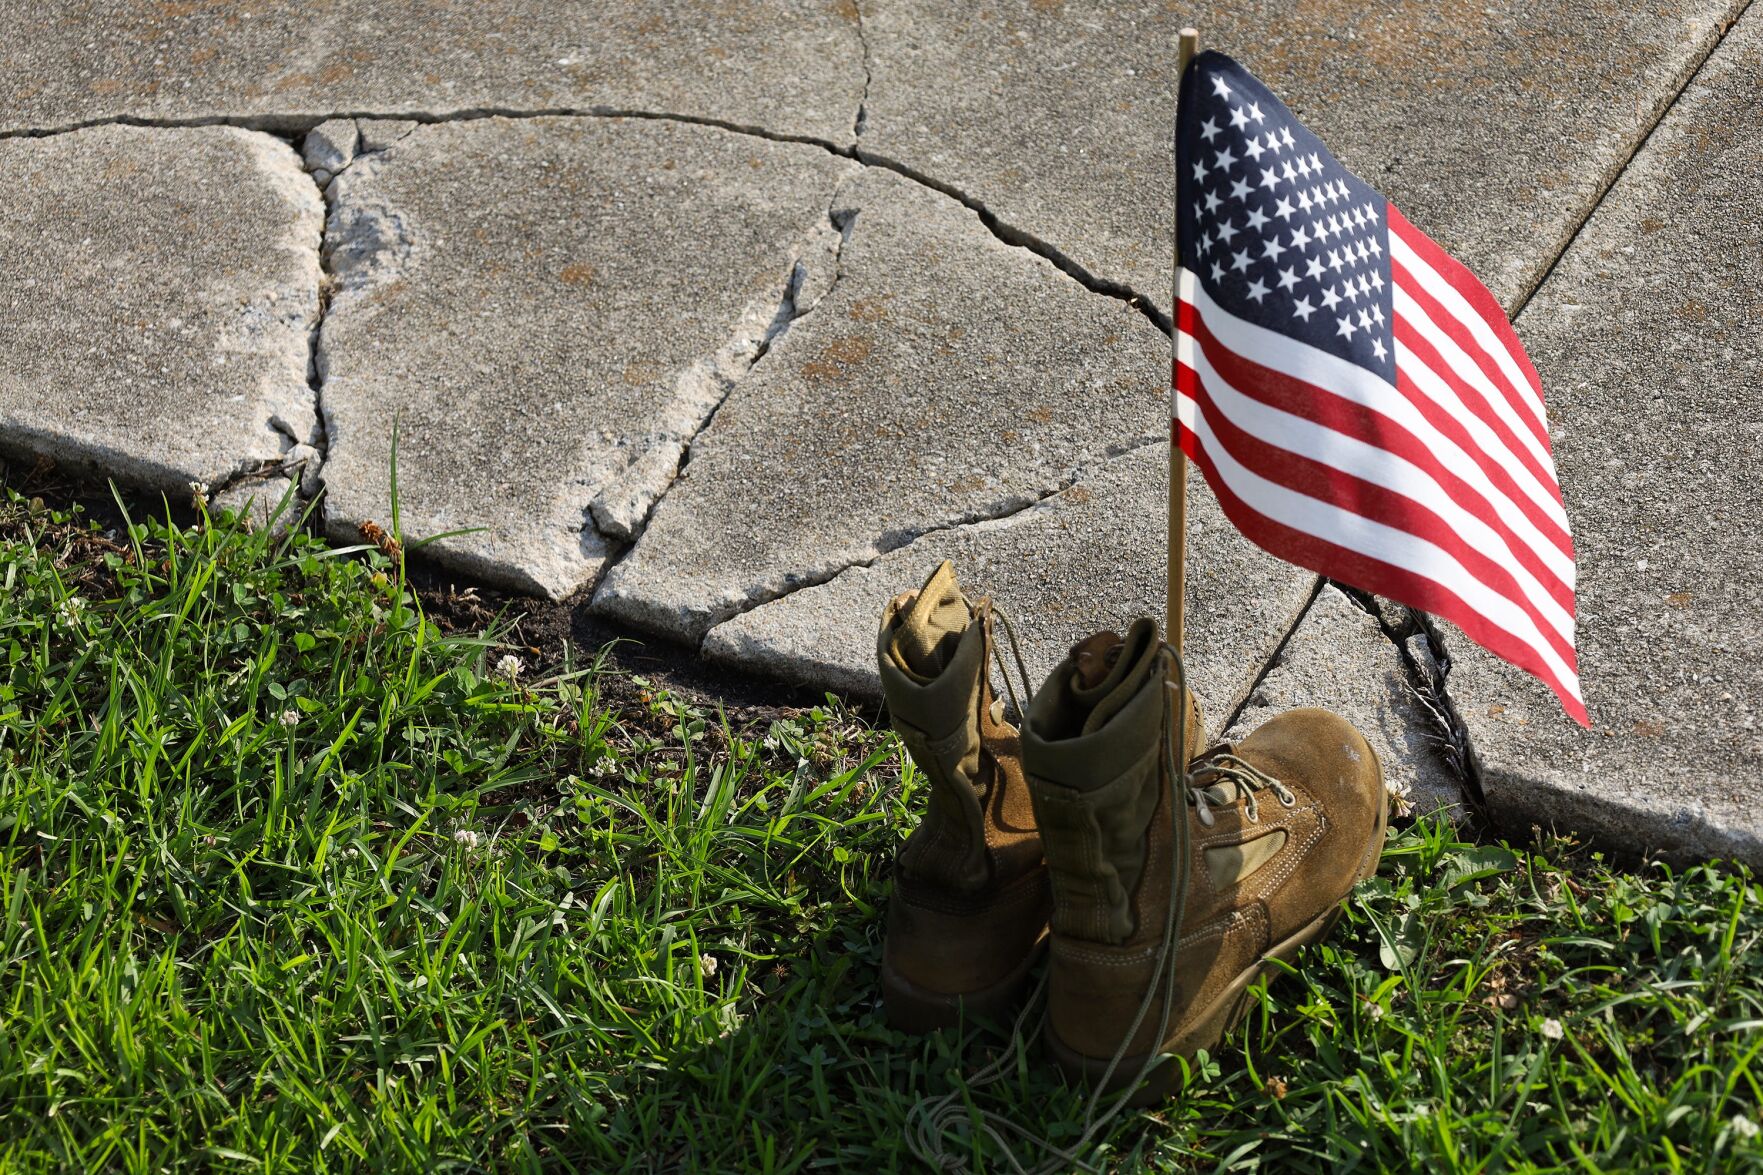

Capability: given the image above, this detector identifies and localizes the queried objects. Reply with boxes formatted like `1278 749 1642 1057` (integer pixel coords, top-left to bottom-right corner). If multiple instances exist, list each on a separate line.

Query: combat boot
1021 618 1387 1102
878 562 1051 1033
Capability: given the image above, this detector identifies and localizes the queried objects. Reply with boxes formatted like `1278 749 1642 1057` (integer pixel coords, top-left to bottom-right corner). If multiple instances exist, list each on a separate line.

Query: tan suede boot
878 562 1051 1033
1022 619 1387 1102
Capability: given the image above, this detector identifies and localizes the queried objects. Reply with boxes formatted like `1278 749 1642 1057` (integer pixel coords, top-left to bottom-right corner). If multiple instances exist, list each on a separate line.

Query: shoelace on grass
904 634 1197 1174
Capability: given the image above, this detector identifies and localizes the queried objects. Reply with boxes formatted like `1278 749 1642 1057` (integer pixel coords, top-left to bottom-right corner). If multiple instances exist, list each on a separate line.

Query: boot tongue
1069 618 1161 736
887 560 972 682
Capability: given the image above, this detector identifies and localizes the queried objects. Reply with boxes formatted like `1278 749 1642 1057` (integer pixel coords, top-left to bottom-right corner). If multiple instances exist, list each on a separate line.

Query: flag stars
1201 117 1222 143
1247 101 1266 124
1245 206 1270 232
1203 188 1223 214
1229 105 1250 129
1292 295 1316 322
1246 276 1270 302
1211 75 1234 99
1218 218 1241 244
1230 176 1252 201
1326 248 1344 272
1230 247 1252 273
1371 337 1388 361
1216 146 1238 171
1274 195 1296 221
1276 265 1299 291
1336 314 1358 339
1261 235 1285 261
1305 255 1325 280
1244 135 1266 162
1320 285 1342 310
1291 225 1313 250
1259 166 1281 190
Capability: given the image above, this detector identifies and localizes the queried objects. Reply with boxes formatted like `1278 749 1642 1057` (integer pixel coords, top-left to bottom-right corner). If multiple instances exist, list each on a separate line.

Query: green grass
1 487 1760 1173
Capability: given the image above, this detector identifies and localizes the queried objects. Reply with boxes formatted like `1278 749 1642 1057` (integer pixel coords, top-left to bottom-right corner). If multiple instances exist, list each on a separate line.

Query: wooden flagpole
1168 26 1199 650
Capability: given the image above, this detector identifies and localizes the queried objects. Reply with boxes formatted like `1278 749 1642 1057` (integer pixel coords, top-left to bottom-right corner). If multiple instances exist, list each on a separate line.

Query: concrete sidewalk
3 1 1757 860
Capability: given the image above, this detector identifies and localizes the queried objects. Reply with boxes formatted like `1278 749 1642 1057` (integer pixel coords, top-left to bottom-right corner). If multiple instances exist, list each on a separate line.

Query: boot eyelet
1278 788 1296 807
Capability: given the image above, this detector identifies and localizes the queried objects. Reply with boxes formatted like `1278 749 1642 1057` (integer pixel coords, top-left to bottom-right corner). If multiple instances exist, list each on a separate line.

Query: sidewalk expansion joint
1508 0 1755 319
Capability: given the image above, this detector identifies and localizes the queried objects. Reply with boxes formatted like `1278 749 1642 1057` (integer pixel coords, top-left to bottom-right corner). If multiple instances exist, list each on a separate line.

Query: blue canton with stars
1177 51 1395 382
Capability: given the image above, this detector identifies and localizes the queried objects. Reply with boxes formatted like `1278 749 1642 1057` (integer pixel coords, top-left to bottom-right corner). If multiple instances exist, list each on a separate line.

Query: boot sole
883 931 1049 1035
1047 772 1392 1105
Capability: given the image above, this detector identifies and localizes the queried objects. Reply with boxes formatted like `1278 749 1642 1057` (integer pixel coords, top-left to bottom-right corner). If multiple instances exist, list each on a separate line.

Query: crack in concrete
850 0 873 141
295 125 347 522
588 199 860 545
0 104 1170 340
1333 585 1482 812
686 430 1174 652
694 471 1088 651
1214 575 1324 737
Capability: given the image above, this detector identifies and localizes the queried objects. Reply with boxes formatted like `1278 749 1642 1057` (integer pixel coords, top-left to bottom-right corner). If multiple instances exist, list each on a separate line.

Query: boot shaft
1020 619 1203 946
877 562 1038 896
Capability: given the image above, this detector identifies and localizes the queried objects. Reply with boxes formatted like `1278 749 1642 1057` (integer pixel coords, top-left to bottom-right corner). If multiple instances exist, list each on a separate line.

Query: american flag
1173 51 1586 726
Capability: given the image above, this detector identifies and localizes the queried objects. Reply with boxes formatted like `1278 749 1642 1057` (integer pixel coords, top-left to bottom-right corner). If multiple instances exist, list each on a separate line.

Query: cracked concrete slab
593 165 1174 642
316 116 852 599
701 443 1317 728
0 1 866 146
1443 7 1763 865
857 0 1748 317
1224 585 1461 820
0 125 320 492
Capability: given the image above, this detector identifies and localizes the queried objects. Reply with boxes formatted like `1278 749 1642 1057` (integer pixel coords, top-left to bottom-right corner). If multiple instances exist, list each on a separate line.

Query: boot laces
1188 751 1294 826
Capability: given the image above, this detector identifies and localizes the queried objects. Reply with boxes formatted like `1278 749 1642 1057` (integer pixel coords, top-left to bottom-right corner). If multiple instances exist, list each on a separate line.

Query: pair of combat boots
878 562 1387 1101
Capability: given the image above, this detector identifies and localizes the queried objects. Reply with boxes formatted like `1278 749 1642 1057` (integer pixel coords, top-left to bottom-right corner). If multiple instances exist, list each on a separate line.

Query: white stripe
1184 388 1583 705
1392 282 1562 491
1388 231 1550 436
1178 272 1575 591
1185 333 1575 645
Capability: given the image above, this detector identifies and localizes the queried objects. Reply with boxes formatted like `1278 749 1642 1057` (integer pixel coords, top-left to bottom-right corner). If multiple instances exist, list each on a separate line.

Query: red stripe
1387 207 1547 414
1391 314 1572 537
1182 415 1588 727
1182 310 1575 617
1392 256 1555 461
1178 356 1576 668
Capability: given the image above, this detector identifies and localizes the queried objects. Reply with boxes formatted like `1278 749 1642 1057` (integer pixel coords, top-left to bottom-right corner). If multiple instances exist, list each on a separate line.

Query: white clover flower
1732 1114 1759 1141
762 735 780 752
188 480 210 509
590 757 619 778
699 953 719 978
1366 1002 1385 1021
452 829 482 850
495 653 523 680
57 596 85 628
278 709 300 728
1385 777 1415 819
1540 1017 1564 1041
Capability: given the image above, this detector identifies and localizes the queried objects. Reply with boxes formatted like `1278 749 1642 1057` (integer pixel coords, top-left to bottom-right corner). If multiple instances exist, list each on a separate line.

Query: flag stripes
1175 268 1587 725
